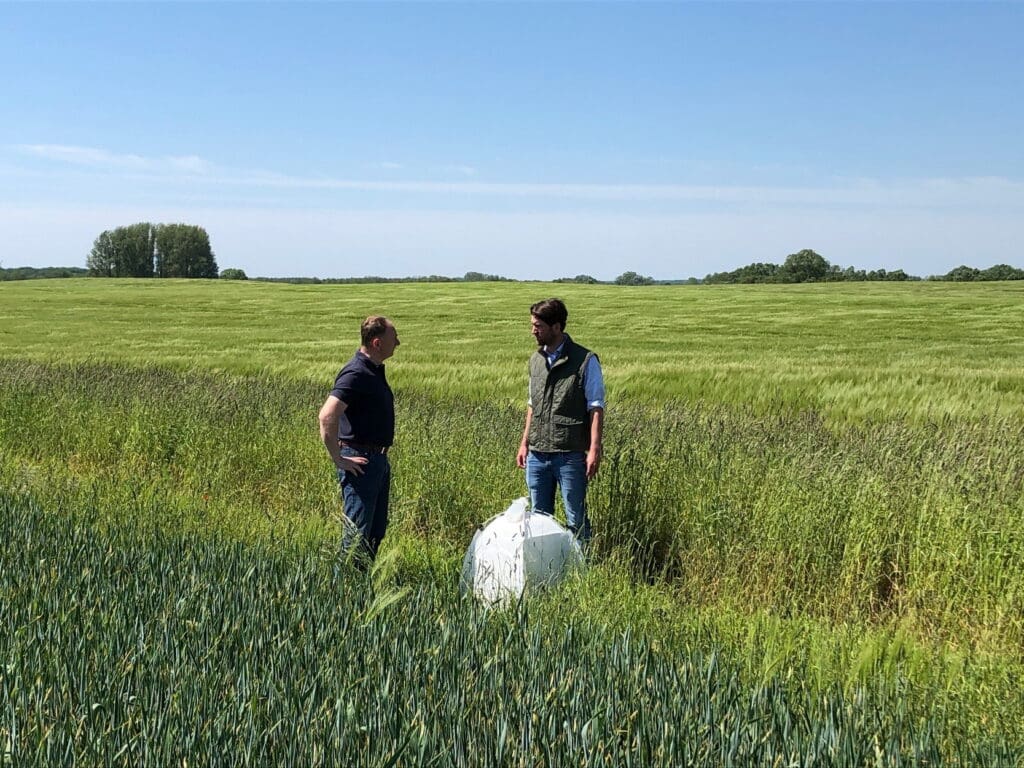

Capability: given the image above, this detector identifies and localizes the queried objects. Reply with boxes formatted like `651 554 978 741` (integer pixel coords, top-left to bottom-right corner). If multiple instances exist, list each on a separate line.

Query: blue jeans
525 450 591 542
337 447 391 563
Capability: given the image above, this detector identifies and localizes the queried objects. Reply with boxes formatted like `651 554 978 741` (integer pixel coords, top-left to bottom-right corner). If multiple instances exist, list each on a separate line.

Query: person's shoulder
334 353 368 382
567 336 594 356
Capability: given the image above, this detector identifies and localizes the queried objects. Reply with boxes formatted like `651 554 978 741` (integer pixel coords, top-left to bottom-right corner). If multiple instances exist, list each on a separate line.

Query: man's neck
359 346 385 366
544 332 566 354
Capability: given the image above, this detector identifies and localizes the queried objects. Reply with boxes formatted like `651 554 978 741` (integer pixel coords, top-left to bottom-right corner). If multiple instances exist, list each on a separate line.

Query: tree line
1 266 88 281
5 237 1021 284
87 223 219 278
704 249 1024 284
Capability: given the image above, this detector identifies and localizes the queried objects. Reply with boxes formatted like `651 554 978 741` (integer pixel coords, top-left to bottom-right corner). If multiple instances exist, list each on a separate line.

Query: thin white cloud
204 173 1024 210
16 144 211 175
7 143 1024 211
440 164 478 177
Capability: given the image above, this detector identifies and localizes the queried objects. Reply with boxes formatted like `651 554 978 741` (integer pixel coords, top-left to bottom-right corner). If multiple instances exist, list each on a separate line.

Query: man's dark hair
361 315 391 346
530 298 568 330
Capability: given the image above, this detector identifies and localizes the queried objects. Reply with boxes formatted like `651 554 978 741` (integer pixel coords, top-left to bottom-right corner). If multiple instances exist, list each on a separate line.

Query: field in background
2 279 1023 762
2 278 1023 420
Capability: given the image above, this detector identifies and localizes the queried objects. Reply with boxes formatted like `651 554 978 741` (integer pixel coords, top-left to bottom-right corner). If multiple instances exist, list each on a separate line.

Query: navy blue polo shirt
330 351 395 446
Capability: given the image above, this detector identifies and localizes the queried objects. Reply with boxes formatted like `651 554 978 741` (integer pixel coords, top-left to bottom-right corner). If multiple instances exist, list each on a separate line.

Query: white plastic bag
461 497 584 605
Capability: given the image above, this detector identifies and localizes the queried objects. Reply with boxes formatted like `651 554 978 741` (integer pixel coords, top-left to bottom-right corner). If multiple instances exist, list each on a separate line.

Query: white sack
461 497 583 605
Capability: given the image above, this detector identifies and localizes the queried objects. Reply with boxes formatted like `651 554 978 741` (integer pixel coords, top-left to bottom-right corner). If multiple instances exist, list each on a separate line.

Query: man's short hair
530 298 568 330
361 316 391 346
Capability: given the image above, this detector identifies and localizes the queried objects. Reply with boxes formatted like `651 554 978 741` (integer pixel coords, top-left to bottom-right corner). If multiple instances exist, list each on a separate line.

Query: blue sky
2 2 1022 280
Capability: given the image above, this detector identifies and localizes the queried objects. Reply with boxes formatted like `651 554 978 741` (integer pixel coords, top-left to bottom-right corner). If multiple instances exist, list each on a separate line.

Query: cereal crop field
1 279 1022 764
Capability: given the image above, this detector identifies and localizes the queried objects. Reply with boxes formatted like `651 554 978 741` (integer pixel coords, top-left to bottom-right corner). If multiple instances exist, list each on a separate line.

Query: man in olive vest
516 298 605 542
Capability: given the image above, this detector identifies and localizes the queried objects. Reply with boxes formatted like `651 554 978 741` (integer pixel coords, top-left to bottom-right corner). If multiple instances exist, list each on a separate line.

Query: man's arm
586 407 604 480
516 406 533 469
582 354 605 480
318 394 368 475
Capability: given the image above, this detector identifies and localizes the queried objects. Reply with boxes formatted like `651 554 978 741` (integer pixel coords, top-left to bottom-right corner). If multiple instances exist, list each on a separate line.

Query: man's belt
340 440 389 455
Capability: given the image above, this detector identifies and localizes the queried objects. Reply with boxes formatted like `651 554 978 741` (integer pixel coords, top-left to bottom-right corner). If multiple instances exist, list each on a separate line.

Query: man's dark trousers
337 446 390 563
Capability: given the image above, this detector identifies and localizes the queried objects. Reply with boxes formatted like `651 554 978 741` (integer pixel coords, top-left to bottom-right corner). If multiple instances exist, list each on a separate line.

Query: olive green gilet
528 337 595 453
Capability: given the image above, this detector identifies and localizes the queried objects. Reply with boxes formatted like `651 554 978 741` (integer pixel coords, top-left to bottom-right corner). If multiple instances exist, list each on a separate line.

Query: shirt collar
544 334 570 362
357 350 384 370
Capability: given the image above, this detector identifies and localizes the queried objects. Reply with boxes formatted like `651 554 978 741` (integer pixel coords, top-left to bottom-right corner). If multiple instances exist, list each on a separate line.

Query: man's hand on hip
337 455 369 476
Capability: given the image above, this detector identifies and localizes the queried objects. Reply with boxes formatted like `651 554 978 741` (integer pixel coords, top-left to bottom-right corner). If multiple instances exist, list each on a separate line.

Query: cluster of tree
554 272 661 285
932 264 1024 281
613 271 656 286
1 266 88 281
462 271 512 282
704 249 917 284
256 271 509 285
87 223 218 278
261 270 666 285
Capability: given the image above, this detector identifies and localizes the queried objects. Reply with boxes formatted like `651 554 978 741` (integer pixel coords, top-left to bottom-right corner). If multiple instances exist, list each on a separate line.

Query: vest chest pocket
552 414 585 426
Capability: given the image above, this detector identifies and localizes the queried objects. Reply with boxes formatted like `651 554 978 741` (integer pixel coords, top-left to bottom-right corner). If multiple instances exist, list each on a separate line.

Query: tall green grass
2 361 1020 652
2 360 1023 757
2 491 1017 766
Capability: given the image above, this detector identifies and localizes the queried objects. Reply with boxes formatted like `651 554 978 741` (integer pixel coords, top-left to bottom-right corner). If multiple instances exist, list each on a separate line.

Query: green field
3 278 1023 419
2 279 1023 764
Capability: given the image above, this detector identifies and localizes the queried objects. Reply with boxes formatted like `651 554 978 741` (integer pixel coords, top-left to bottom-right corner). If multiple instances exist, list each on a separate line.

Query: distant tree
944 265 980 282
736 262 779 284
703 269 734 284
979 264 1024 281
87 223 156 277
842 266 867 281
704 262 780 284
778 249 829 283
614 271 655 286
220 268 248 280
1 266 88 281
87 231 116 276
155 224 218 278
462 271 510 282
554 274 599 284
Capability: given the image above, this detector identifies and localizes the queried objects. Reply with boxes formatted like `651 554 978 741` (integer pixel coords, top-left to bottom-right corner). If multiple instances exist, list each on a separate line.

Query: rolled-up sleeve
584 356 605 411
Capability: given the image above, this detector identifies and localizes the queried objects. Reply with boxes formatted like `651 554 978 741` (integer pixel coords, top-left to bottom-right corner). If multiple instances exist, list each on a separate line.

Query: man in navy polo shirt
319 315 400 564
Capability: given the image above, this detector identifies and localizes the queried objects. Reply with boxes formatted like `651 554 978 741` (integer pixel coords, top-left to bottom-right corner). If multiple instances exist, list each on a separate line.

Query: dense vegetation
1 280 1022 763
0 265 88 280
704 249 1024 284
86 222 218 278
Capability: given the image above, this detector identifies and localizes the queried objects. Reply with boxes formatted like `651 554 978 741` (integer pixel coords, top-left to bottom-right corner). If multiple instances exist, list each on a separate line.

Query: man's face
374 324 401 360
530 315 558 348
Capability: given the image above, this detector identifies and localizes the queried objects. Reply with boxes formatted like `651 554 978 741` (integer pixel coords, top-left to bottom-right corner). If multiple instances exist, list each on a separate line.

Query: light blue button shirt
529 336 606 411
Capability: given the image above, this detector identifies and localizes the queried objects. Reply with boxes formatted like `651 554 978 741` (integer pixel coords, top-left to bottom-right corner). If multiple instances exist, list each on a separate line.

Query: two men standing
321 299 602 562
